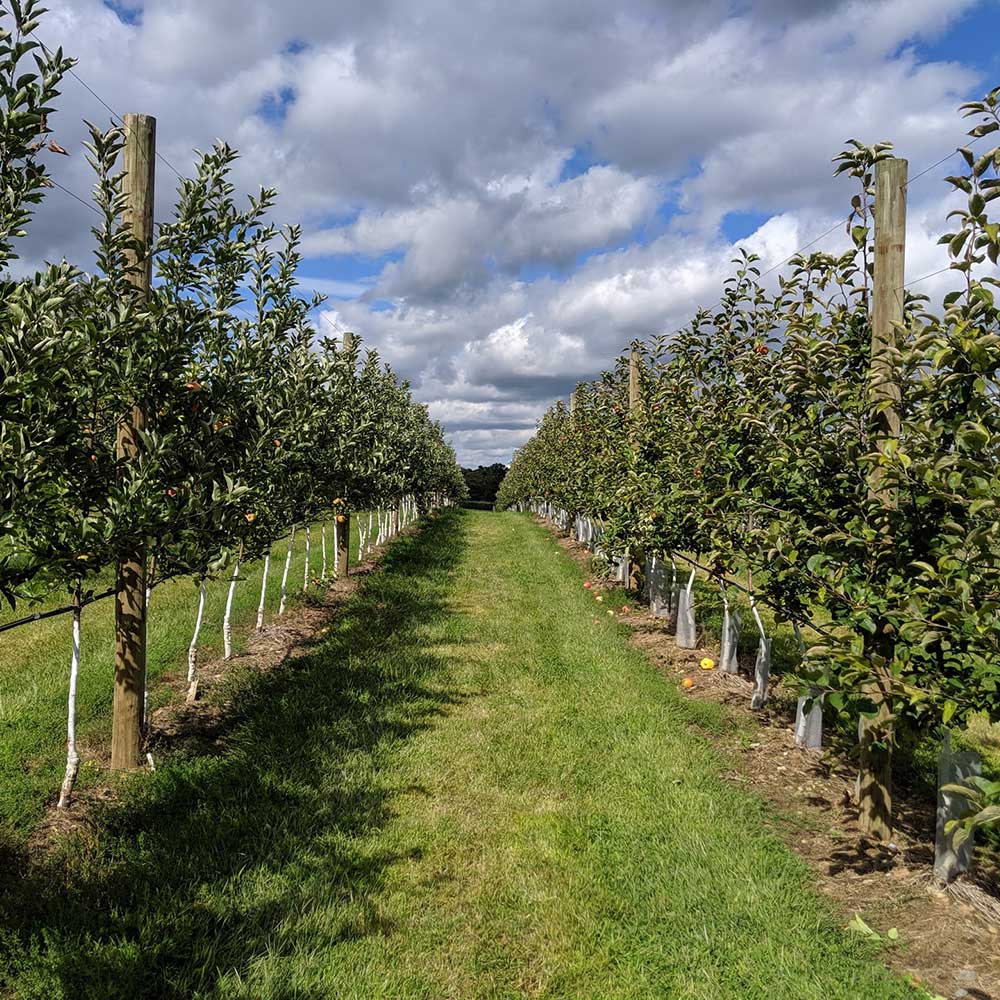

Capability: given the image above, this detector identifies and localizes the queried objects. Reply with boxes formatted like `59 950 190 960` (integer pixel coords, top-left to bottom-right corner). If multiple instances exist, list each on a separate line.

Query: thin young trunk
333 521 340 577
187 580 207 702
223 560 240 660
321 525 328 582
279 526 296 615
57 589 83 810
367 511 374 555
256 553 270 630
304 524 311 591
143 556 155 735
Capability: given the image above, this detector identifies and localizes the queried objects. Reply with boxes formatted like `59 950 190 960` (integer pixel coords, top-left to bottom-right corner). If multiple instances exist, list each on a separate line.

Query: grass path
0 511 917 999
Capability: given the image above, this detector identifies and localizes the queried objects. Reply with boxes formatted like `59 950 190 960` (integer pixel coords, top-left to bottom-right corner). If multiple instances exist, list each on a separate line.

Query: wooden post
567 390 579 540
337 330 355 576
628 348 641 414
628 346 643 590
111 113 155 770
871 157 907 449
859 155 907 839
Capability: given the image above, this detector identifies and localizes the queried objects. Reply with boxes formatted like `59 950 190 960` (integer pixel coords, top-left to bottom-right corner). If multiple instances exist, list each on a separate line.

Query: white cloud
13 0 995 464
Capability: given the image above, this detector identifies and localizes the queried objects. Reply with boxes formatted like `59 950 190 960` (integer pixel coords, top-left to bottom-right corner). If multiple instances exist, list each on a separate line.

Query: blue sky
34 0 1000 463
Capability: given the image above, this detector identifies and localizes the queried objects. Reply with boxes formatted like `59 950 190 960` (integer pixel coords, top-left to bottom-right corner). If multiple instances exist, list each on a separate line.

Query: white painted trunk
321 525 328 581
304 525 311 591
256 553 270 629
367 511 374 555
333 521 340 576
187 580 207 700
279 526 295 616
223 560 240 659
57 603 82 810
145 554 156 607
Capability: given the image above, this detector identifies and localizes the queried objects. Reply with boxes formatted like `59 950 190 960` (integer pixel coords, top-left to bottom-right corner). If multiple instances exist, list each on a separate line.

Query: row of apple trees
498 87 1000 841
0 3 466 806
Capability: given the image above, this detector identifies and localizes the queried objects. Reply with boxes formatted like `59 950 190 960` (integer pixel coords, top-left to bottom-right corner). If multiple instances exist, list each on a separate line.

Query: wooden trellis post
568 389 579 540
628 346 644 590
337 331 355 576
111 113 155 770
628 347 641 414
859 155 908 839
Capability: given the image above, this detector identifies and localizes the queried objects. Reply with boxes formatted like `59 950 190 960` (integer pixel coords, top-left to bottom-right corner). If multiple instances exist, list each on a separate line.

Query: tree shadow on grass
0 509 470 999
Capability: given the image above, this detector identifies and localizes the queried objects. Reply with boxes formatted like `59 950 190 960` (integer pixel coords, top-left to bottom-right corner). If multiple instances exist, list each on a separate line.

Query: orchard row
498 88 1000 846
0 3 466 809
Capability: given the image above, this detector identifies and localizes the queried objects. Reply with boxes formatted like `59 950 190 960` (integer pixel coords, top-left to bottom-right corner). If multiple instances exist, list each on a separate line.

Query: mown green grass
0 511 918 999
0 516 367 842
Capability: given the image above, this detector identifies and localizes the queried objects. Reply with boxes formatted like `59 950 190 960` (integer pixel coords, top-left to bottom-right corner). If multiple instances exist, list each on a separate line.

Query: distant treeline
461 463 508 505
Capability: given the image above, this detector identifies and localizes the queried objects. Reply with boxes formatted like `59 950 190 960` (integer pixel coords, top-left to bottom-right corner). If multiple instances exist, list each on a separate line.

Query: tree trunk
187 580 207 702
57 590 82 809
256 553 270 630
279 526 295 615
223 560 239 659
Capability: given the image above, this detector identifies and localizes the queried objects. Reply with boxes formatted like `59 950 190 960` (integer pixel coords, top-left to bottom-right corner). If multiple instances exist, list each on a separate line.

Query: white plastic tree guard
675 567 697 648
749 600 770 710
934 730 982 883
648 555 671 618
719 584 741 674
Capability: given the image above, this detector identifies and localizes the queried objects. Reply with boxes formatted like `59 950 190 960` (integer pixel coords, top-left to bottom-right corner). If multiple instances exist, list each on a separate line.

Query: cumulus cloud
14 0 996 464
